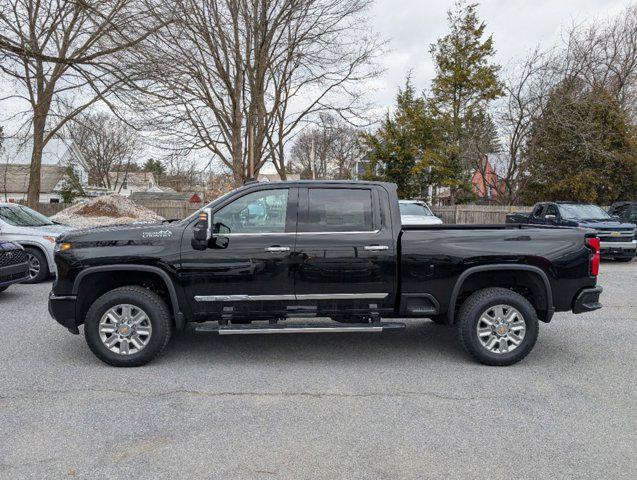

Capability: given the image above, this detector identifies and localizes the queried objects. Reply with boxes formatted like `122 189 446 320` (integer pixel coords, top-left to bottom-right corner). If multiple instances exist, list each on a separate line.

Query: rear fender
448 264 554 324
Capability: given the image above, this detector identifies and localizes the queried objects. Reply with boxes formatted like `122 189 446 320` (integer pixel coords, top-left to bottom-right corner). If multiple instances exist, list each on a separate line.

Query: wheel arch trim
447 264 554 324
16 241 54 272
72 265 185 330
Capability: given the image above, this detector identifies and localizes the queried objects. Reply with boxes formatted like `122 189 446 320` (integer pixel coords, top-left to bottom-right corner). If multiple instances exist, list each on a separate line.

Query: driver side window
532 205 544 218
544 205 558 217
213 189 289 234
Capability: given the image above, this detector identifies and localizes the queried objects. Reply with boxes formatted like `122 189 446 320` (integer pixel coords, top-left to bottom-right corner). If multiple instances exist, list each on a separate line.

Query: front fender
72 264 187 331
14 239 56 274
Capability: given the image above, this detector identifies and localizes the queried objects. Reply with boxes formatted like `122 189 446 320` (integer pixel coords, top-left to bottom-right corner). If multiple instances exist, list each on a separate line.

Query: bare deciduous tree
496 49 555 204
289 114 363 179
460 109 500 202
66 112 141 192
160 153 201 193
0 0 169 206
559 4 637 119
139 0 381 186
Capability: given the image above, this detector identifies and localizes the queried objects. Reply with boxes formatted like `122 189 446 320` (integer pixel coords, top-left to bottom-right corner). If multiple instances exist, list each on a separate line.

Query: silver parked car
399 200 443 225
0 203 73 283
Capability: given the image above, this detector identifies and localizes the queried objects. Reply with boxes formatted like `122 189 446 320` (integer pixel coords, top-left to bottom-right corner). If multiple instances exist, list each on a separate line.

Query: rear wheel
22 247 48 284
84 286 172 367
458 287 539 366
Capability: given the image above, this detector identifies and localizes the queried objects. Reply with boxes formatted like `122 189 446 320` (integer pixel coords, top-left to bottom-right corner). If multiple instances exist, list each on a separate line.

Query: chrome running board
195 322 405 335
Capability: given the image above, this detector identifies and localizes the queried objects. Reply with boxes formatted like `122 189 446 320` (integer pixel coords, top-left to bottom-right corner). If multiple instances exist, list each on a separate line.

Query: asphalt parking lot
0 262 635 479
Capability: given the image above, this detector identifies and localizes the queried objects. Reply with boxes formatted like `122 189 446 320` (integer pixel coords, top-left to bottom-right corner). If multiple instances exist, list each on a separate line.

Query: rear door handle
265 246 290 253
364 245 389 251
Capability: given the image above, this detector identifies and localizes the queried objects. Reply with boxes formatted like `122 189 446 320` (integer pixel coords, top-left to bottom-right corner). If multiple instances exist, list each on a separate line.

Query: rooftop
0 164 66 194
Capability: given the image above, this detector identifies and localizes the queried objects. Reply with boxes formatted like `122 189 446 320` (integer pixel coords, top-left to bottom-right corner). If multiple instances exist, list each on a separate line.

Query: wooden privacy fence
431 205 533 224
133 200 201 220
32 202 66 217
30 198 533 225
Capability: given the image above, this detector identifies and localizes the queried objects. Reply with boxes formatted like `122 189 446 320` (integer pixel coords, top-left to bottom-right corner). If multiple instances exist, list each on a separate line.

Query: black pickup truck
507 201 637 261
49 181 603 367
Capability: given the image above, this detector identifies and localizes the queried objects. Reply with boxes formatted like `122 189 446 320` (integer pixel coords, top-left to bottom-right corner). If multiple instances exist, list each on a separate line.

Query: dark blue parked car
0 242 30 292
507 202 636 261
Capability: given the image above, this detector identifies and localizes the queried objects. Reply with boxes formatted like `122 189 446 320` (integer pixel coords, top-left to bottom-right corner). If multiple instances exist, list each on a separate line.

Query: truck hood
401 215 443 225
59 222 181 243
574 219 635 230
4 223 74 237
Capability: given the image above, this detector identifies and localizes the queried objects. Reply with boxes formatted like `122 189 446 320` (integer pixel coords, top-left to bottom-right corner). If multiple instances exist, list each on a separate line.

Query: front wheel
457 287 539 366
84 286 173 367
22 247 48 284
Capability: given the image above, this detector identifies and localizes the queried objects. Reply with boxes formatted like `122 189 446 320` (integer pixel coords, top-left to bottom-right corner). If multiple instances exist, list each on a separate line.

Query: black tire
457 287 539 366
614 257 634 262
22 247 48 284
84 286 173 367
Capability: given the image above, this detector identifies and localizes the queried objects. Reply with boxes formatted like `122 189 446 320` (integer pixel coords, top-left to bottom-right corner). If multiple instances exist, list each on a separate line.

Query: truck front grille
0 249 28 267
597 228 635 242
599 236 633 243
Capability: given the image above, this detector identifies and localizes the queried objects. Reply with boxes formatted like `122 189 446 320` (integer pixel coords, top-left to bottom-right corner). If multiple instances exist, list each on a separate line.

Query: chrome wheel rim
99 304 152 355
476 304 526 354
27 253 40 279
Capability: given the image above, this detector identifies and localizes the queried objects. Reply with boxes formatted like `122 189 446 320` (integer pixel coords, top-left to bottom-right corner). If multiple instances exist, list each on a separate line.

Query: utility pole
310 138 316 180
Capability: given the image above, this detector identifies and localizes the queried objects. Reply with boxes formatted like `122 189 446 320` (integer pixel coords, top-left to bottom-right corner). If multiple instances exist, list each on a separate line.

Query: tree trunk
27 110 47 208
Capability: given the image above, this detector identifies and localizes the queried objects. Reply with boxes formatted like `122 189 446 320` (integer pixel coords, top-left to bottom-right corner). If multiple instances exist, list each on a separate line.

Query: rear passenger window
303 188 374 232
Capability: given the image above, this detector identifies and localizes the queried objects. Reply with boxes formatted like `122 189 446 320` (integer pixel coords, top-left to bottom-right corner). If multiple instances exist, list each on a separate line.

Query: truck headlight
55 242 72 252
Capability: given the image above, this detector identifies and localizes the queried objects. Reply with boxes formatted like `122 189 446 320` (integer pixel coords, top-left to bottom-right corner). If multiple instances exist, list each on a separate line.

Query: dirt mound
52 195 164 228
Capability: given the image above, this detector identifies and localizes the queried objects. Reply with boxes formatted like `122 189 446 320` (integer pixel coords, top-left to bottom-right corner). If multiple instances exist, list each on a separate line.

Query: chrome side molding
194 293 389 302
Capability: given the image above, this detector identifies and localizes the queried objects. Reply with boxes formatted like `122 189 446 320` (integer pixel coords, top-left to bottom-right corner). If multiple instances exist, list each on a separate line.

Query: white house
105 171 157 197
0 164 67 203
0 137 78 202
0 136 159 202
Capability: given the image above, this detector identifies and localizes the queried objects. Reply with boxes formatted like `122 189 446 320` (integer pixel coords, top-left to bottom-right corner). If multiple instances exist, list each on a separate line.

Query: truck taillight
586 237 600 276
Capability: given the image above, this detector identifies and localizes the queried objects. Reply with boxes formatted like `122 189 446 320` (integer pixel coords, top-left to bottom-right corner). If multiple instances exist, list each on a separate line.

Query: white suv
399 200 443 226
0 203 73 283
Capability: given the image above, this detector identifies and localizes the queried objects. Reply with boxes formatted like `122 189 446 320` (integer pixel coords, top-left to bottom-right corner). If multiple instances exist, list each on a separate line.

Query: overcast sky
367 0 630 112
1 0 631 170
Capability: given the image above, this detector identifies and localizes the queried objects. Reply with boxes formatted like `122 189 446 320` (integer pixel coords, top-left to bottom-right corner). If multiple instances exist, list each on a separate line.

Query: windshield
399 202 434 216
558 204 610 220
0 205 54 227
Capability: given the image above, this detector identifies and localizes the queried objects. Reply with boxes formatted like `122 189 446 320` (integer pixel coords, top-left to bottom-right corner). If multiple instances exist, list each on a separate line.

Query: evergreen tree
361 80 439 198
525 80 637 204
429 1 503 202
143 159 166 177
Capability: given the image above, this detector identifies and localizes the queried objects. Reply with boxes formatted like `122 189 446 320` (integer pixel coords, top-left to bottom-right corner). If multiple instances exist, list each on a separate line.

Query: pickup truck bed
49 180 602 367
400 224 594 320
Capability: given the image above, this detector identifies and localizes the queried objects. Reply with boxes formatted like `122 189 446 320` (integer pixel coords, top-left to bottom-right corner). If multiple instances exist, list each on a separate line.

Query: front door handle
364 245 389 251
265 246 291 253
